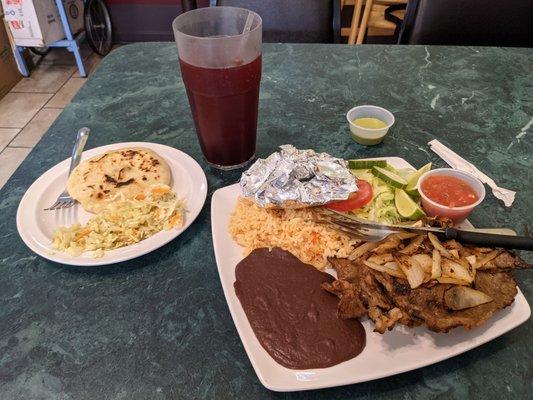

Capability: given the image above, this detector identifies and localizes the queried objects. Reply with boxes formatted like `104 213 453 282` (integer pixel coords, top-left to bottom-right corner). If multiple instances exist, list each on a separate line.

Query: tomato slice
325 180 373 212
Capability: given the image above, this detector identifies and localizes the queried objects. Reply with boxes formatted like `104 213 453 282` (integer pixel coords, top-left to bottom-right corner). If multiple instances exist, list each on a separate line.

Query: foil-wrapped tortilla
240 145 358 208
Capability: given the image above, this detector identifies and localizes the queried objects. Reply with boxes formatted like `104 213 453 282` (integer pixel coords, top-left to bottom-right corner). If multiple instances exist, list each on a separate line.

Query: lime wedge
405 162 432 197
371 166 407 188
348 159 388 170
395 188 426 220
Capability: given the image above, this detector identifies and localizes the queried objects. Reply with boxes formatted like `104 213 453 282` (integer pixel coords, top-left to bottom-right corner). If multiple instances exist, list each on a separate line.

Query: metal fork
316 208 533 250
315 208 435 242
44 127 90 211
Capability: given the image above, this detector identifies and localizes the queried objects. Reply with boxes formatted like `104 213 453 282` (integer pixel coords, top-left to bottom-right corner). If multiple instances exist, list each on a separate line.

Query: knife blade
322 209 533 250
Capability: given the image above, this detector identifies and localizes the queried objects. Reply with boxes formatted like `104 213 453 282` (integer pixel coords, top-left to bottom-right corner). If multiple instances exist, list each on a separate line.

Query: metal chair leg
14 46 29 77
71 44 87 77
55 0 87 77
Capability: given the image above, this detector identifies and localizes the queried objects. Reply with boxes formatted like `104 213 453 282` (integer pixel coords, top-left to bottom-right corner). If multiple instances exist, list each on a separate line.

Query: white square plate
211 157 530 392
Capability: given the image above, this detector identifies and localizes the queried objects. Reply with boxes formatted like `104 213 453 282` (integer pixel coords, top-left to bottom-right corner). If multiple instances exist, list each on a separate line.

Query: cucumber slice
371 166 408 188
395 189 426 220
405 162 432 197
348 159 388 170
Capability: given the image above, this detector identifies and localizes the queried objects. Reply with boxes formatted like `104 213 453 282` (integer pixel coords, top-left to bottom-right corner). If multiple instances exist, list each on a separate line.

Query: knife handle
444 228 533 251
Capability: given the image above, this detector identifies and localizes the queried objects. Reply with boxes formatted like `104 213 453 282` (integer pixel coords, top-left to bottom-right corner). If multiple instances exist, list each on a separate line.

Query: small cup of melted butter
346 105 395 145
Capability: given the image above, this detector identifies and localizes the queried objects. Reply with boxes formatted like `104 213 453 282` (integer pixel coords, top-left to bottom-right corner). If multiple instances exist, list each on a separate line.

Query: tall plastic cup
173 7 262 170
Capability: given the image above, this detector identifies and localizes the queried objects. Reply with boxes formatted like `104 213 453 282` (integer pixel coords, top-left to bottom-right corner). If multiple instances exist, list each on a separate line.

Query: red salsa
421 175 478 207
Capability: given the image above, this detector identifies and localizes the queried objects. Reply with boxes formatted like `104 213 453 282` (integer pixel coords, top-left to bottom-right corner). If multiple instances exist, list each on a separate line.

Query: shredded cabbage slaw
51 185 186 258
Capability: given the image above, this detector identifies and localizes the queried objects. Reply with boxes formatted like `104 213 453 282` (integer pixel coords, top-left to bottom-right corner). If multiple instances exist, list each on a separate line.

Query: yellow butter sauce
353 117 387 129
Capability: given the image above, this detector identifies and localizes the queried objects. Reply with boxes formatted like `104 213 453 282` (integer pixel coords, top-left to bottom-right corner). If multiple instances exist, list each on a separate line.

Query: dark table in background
0 43 531 399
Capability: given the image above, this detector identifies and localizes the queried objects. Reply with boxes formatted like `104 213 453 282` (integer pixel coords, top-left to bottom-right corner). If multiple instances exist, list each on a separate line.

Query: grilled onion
395 254 425 288
444 286 493 310
442 259 474 283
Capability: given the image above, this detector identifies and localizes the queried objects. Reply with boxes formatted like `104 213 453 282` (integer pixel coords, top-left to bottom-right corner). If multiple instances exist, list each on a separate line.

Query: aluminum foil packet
240 145 358 208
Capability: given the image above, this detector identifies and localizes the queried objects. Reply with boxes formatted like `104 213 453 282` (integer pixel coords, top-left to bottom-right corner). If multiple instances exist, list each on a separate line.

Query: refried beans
234 247 365 369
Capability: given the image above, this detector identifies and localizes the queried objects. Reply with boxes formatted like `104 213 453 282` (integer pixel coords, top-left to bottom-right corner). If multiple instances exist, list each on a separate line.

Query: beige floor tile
72 53 103 77
45 78 86 108
0 93 53 128
10 108 62 148
0 147 32 189
11 64 76 93
0 128 21 152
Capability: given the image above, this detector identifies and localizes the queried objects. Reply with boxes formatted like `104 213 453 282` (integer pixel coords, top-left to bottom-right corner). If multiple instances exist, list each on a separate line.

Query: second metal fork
44 127 90 211
315 208 416 241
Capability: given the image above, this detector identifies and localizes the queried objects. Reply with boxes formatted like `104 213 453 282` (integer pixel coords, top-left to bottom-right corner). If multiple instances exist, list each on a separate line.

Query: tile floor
0 44 107 190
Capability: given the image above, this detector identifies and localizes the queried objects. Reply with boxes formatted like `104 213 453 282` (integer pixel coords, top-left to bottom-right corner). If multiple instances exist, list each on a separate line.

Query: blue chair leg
14 46 29 77
70 44 87 77
55 0 87 77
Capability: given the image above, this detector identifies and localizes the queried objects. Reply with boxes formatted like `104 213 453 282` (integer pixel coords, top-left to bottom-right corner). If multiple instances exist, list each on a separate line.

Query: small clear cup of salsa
417 168 485 223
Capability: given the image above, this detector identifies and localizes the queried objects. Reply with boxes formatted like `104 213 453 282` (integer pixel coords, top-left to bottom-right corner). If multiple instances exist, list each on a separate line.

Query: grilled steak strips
326 257 522 333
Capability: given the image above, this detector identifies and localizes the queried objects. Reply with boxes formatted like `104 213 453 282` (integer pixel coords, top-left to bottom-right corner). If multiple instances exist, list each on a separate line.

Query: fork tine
44 200 62 211
58 201 72 209
332 224 381 241
316 210 392 242
332 228 382 241
330 221 372 239
53 202 67 210
44 196 76 210
316 217 367 239
333 220 388 241
316 220 358 237
335 227 367 240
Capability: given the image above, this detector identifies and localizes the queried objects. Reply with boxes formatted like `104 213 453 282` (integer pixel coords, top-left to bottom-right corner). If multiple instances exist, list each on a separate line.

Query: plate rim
16 141 208 266
211 156 531 392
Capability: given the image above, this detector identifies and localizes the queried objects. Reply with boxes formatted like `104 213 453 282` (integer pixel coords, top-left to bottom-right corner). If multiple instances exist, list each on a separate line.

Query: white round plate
16 142 208 266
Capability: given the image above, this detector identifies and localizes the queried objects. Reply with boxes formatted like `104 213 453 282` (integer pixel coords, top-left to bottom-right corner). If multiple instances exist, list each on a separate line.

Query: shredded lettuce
350 169 403 224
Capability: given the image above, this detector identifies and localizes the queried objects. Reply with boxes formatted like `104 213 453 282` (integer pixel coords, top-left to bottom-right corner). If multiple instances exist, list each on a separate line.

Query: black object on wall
109 1 209 42
398 0 533 47
182 0 197 12
217 0 341 43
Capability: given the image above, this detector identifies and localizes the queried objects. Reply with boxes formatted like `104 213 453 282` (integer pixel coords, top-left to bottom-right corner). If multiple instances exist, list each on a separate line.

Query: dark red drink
179 56 262 168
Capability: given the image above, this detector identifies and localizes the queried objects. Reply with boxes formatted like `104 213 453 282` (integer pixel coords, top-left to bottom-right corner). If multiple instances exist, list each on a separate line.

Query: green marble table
0 43 531 399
